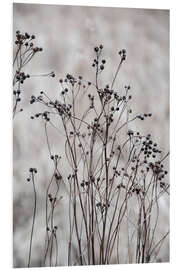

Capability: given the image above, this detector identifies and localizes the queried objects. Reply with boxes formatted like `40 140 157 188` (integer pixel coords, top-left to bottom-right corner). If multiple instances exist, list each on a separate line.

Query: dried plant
13 30 55 118
13 32 169 267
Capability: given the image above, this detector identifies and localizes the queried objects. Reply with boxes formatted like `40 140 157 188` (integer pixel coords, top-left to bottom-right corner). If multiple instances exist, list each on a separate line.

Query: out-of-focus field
13 4 169 267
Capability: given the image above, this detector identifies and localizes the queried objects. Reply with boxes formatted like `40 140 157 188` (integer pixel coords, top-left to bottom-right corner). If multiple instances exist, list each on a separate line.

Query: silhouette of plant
13 32 169 267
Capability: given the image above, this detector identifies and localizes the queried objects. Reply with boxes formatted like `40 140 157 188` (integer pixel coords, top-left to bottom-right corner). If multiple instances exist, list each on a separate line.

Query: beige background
13 3 169 267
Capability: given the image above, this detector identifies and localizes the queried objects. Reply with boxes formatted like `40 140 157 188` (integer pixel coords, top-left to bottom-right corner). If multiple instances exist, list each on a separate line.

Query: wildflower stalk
27 169 37 268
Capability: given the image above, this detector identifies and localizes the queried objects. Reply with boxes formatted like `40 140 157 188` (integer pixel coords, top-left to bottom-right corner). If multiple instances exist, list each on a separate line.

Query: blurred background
13 3 169 267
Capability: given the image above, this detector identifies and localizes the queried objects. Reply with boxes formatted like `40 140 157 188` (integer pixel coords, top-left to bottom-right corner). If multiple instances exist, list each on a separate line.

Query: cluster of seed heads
15 71 30 84
15 30 43 52
27 168 37 181
118 49 126 61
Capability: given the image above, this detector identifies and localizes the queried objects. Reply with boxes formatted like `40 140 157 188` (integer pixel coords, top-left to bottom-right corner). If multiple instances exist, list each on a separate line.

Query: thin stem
28 172 37 268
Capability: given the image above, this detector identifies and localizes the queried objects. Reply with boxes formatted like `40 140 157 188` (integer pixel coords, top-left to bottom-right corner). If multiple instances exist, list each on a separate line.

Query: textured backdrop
13 3 169 267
